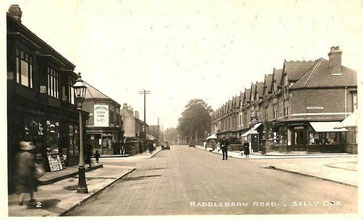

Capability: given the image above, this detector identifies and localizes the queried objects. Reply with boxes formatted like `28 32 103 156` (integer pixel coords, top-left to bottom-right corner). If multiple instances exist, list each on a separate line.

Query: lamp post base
77 165 88 194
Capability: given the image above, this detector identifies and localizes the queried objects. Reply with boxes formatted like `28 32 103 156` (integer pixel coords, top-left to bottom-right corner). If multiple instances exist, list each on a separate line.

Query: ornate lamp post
73 73 88 194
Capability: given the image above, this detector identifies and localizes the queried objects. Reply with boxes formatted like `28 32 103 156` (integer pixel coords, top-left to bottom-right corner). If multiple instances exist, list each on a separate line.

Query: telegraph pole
139 90 151 124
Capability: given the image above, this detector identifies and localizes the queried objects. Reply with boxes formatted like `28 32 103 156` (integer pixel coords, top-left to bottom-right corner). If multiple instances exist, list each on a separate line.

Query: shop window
15 48 33 88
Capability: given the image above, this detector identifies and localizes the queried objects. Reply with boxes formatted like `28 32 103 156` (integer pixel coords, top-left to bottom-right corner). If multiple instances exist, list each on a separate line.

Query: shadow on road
121 174 162 182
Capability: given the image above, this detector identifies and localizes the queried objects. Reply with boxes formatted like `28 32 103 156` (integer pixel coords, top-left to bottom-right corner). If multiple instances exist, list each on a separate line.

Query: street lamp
73 72 88 194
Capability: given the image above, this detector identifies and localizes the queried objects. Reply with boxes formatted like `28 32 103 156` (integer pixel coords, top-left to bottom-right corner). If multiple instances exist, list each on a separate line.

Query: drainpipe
344 87 347 119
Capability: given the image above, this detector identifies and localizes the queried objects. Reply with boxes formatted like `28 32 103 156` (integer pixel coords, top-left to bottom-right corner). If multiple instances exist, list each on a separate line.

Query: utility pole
139 90 151 125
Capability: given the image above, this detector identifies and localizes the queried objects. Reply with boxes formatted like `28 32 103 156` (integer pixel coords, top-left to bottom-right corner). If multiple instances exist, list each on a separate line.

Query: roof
264 74 273 95
84 81 120 106
291 58 357 89
256 82 264 98
283 60 317 82
244 89 251 102
272 68 283 89
250 83 256 101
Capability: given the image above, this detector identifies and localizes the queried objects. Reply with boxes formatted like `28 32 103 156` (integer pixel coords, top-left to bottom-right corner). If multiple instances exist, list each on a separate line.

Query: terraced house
211 46 357 154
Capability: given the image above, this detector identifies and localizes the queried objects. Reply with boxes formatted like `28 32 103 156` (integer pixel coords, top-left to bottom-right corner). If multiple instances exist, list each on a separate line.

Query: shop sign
307 106 324 110
94 105 109 127
294 126 304 130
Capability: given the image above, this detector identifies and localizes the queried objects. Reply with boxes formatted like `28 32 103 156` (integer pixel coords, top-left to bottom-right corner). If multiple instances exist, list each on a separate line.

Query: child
94 150 100 163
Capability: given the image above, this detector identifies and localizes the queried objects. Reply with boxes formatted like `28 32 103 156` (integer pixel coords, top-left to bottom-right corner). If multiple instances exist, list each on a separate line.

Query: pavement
195 145 358 187
7 147 162 217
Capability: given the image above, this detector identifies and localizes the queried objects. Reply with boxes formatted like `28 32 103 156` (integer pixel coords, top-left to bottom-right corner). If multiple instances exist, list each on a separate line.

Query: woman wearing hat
16 140 37 205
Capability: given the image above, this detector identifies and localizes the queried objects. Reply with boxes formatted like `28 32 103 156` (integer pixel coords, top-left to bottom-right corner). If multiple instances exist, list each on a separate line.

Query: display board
47 153 63 171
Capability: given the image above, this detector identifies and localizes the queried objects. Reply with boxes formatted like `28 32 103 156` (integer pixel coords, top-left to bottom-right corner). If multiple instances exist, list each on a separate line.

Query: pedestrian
16 140 39 206
203 141 207 150
153 142 157 151
94 150 100 163
149 142 153 153
85 149 92 168
220 137 229 160
244 139 250 158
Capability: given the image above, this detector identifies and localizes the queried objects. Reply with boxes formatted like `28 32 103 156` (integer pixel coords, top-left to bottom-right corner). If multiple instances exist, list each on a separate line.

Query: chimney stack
328 46 342 75
8 5 22 23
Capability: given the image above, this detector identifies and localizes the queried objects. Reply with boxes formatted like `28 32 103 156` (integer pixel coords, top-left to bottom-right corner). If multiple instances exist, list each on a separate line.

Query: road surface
66 145 357 215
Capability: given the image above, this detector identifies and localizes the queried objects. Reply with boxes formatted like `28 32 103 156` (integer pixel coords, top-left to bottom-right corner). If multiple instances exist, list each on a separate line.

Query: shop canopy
242 123 262 137
146 134 157 141
206 133 218 140
335 111 359 128
310 122 347 133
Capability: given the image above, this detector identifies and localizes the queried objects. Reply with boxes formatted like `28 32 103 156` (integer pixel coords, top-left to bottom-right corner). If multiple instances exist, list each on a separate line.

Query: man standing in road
220 137 229 160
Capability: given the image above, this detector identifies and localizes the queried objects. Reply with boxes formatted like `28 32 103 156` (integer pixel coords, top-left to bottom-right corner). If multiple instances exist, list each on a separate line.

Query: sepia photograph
1 0 362 219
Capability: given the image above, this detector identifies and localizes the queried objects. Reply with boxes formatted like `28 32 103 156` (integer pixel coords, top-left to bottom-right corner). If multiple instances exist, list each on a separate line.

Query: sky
2 0 363 129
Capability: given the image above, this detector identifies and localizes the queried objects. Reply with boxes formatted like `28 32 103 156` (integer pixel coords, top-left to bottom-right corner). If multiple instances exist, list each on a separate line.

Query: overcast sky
2 0 363 129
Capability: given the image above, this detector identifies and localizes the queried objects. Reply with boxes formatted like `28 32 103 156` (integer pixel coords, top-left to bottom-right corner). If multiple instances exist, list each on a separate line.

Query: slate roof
283 60 317 82
250 83 256 101
272 68 283 89
84 81 119 105
291 58 357 89
244 89 251 102
256 82 264 98
264 74 273 95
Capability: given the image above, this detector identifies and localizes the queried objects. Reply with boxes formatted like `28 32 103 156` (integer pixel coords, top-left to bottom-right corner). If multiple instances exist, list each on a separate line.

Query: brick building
211 46 357 153
7 5 88 192
82 82 123 155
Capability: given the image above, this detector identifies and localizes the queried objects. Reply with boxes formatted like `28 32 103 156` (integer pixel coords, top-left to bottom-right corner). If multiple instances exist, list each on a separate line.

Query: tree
163 128 178 144
177 99 213 144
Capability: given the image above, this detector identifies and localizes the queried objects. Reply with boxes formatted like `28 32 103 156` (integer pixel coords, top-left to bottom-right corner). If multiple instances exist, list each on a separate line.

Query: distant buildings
82 82 123 155
211 47 357 154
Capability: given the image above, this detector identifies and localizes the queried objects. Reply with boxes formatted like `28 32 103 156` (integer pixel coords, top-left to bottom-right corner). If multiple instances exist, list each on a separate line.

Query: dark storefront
273 121 346 153
7 7 88 193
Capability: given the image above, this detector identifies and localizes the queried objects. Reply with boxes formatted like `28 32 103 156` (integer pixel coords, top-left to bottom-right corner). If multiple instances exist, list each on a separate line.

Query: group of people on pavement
218 137 250 160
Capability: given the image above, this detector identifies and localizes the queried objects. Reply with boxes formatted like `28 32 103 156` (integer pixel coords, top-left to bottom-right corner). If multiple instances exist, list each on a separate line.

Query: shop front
275 121 347 153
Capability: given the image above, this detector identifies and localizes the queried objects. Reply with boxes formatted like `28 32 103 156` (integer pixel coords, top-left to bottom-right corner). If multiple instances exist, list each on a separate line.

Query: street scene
3 0 362 219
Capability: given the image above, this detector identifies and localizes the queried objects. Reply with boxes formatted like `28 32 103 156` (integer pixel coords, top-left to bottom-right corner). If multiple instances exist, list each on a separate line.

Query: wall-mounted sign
40 85 47 94
306 106 324 110
94 105 109 127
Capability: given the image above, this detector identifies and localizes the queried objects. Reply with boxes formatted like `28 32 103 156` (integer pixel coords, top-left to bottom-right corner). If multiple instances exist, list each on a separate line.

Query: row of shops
211 46 358 154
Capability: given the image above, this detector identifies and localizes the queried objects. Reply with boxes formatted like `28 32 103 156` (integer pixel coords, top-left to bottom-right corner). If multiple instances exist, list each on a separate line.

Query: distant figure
16 141 37 206
220 137 229 160
244 139 250 158
85 149 92 168
203 141 207 150
149 142 154 154
94 150 100 163
153 142 157 151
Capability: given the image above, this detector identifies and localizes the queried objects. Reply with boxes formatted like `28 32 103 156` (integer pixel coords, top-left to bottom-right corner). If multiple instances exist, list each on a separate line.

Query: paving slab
8 164 135 217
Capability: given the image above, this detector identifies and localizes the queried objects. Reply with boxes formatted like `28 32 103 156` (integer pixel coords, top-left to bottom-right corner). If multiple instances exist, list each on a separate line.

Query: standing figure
94 150 100 163
16 141 37 206
244 139 250 158
220 137 229 160
85 149 92 168
153 142 157 152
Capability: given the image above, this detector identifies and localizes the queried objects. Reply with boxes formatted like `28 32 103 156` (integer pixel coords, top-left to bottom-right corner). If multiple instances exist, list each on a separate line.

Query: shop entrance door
293 129 307 151
101 135 113 155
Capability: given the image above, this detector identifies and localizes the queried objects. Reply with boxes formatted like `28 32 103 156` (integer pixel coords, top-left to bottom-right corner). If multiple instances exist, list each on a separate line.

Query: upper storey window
16 48 33 88
47 67 59 98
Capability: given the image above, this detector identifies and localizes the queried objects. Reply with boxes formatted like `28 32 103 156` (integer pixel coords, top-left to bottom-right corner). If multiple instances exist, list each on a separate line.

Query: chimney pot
328 46 342 75
8 5 22 23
